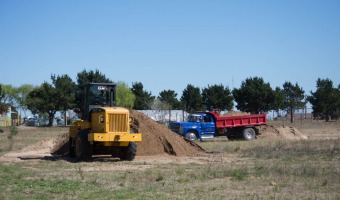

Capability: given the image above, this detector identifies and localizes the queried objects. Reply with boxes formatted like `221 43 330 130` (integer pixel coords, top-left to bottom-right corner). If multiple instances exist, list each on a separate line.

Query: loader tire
69 138 75 158
74 130 93 162
120 142 137 161
243 127 256 141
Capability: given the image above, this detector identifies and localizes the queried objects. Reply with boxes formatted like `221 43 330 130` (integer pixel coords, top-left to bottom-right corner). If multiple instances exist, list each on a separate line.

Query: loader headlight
129 117 134 123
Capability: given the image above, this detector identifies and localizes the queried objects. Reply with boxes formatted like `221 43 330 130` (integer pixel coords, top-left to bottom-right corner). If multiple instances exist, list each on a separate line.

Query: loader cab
80 83 116 121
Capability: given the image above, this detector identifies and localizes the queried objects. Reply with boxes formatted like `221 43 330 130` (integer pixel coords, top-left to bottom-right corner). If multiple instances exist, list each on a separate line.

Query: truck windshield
187 115 201 122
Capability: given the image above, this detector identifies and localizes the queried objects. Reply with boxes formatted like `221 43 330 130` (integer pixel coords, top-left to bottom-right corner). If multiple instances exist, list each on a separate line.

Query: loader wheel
243 128 256 141
119 142 137 161
74 130 93 162
186 131 198 141
69 138 75 158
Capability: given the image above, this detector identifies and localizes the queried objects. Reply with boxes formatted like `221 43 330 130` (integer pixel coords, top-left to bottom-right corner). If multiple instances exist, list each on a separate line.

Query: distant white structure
137 110 189 123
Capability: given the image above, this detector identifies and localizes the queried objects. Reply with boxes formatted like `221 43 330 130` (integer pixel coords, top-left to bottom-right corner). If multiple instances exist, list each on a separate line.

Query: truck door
201 115 215 135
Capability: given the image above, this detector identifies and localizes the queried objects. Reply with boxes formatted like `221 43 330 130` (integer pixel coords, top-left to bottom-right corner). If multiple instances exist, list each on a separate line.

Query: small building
0 107 19 126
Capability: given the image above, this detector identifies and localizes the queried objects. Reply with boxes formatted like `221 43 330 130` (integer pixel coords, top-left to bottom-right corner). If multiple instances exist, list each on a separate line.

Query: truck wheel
243 128 256 141
74 130 93 162
69 138 75 158
186 131 198 141
120 142 137 161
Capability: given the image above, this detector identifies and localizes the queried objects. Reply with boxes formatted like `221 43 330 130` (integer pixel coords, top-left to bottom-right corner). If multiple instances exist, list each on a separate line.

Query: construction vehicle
69 83 141 161
170 111 266 141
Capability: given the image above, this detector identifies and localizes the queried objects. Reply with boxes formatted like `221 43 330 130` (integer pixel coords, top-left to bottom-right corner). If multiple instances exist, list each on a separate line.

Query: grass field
0 122 339 200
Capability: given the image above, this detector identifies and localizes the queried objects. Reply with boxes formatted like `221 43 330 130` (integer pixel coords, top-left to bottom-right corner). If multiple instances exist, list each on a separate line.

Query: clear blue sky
1 0 339 98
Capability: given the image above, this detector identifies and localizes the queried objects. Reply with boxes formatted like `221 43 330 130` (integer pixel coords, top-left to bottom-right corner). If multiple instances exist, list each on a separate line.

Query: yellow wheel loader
69 83 141 161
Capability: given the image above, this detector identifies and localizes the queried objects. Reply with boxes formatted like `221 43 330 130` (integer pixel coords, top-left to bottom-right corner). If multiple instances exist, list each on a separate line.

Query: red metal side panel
210 111 267 129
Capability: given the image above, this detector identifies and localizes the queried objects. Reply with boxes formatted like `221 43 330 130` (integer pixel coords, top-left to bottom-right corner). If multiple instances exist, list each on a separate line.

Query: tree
76 69 112 86
26 82 59 126
0 84 17 106
307 78 339 121
0 84 9 113
202 84 234 111
158 90 180 110
16 84 34 118
116 81 135 108
131 82 155 110
281 81 306 123
232 77 275 114
180 84 204 113
51 74 77 126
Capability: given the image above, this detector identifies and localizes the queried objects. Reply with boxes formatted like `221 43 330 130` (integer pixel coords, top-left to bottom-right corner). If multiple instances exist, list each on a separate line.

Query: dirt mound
222 110 250 116
130 110 203 156
50 110 204 157
259 125 308 140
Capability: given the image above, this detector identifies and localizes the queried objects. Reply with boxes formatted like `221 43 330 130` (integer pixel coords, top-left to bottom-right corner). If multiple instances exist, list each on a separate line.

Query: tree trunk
48 112 55 127
290 109 294 123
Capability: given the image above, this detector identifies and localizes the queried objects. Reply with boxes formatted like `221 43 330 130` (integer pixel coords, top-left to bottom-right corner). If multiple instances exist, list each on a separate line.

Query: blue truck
169 111 267 141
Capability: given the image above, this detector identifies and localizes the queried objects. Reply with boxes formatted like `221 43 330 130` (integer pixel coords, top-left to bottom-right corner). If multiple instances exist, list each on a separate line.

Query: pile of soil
222 110 250 116
259 125 308 140
130 110 204 156
51 110 204 156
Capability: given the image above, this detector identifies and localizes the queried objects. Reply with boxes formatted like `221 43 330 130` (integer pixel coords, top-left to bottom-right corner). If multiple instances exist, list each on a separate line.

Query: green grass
0 126 339 199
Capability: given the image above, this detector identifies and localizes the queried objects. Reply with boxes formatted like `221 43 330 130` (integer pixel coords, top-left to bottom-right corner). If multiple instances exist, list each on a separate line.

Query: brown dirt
259 125 308 140
130 110 204 156
222 110 250 116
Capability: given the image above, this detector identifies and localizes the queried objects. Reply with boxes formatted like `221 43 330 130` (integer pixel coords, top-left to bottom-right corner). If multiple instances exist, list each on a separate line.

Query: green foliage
0 84 9 113
131 82 155 110
202 84 233 111
232 77 275 114
16 84 34 118
180 84 204 113
282 81 306 123
158 89 180 109
116 81 136 108
76 69 112 86
307 78 340 121
26 82 60 126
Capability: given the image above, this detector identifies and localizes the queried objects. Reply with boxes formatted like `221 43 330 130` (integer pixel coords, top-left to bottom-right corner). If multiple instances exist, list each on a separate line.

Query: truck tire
74 130 93 162
120 142 137 161
243 128 256 141
186 131 198 141
69 138 75 158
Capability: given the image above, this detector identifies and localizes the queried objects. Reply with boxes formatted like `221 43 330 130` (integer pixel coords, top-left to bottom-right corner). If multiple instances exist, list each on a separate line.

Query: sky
1 0 339 99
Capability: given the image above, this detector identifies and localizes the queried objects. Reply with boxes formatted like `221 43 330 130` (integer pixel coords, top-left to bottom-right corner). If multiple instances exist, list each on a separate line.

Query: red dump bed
209 111 267 129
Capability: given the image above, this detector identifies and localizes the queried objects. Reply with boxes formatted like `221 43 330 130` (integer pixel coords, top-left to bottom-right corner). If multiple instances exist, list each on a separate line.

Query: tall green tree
0 84 9 113
282 81 306 123
180 84 204 113
26 82 59 126
116 81 135 108
16 84 34 118
52 74 77 126
76 69 112 86
202 84 234 111
131 82 155 110
232 77 275 114
158 90 180 110
0 84 17 106
307 78 339 121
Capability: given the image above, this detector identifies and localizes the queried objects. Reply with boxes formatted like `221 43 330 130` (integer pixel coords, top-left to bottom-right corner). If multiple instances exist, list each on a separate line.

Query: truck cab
170 113 216 141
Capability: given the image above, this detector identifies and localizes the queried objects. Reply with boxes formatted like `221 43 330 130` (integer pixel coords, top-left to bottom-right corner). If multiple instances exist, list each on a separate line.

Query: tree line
0 69 339 126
